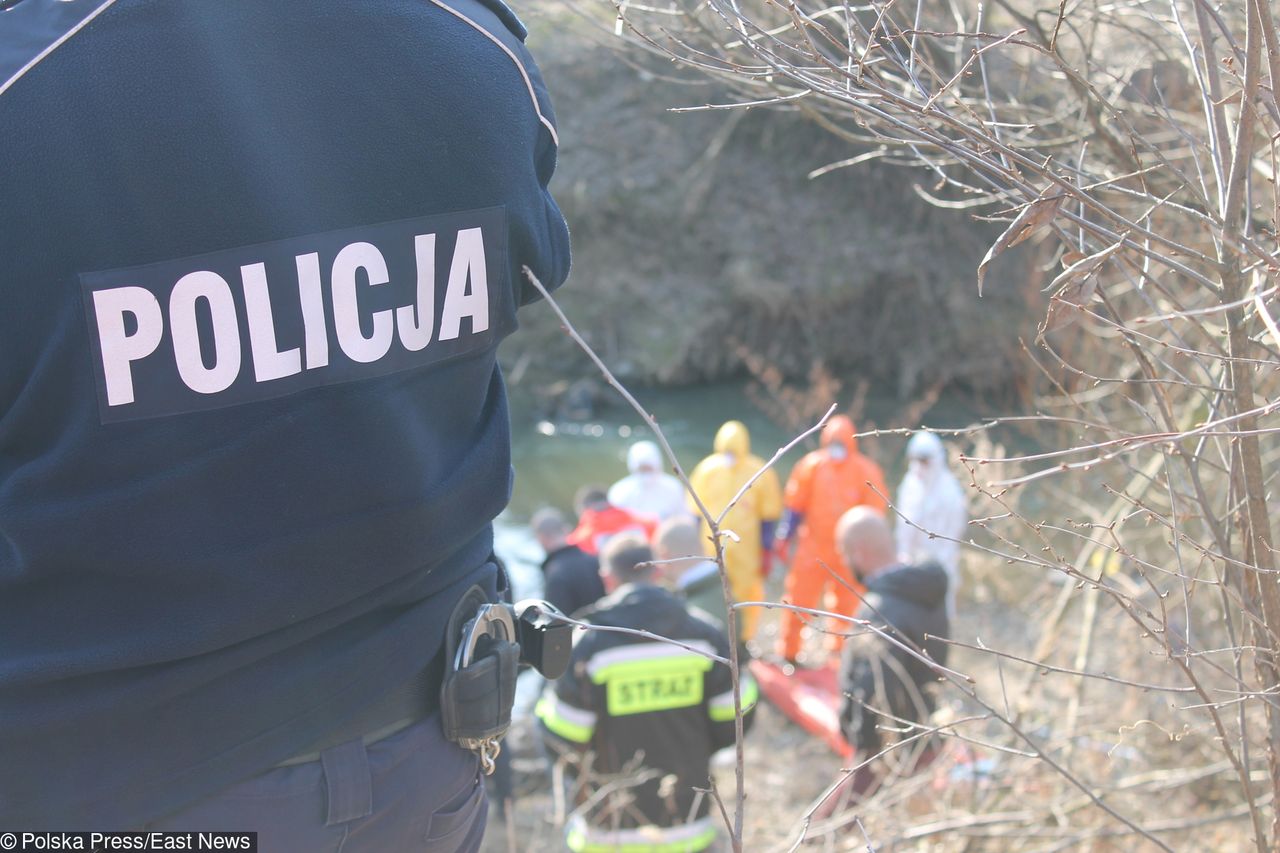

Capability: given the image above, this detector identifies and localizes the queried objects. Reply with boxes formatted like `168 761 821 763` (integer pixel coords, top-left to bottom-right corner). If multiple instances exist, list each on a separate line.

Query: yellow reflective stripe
585 641 719 680
536 695 595 744
708 675 760 722
589 655 714 685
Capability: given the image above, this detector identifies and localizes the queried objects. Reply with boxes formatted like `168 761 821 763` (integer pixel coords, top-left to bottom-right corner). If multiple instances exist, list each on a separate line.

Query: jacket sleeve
687 460 709 516
536 640 599 753
783 455 814 515
839 627 933 756
758 466 784 523
944 482 969 541
541 569 576 622
508 23 571 306
605 478 628 511
838 639 884 755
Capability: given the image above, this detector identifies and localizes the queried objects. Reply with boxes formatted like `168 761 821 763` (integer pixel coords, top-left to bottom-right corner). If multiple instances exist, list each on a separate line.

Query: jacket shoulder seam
423 0 559 147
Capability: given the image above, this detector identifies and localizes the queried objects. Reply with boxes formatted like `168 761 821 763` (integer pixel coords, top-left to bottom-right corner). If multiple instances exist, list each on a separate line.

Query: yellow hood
713 420 750 457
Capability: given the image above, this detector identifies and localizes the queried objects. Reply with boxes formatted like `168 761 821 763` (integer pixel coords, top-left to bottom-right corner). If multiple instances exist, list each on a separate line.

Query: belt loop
321 738 373 826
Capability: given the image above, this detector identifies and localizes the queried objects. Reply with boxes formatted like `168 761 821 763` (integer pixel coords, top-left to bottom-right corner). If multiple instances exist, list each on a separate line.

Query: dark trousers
144 712 486 852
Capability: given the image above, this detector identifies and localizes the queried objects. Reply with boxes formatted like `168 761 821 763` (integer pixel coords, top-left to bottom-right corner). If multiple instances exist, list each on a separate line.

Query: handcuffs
441 588 573 774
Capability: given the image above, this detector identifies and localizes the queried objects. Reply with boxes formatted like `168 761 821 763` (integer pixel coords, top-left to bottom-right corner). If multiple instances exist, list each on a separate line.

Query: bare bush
542 0 1280 848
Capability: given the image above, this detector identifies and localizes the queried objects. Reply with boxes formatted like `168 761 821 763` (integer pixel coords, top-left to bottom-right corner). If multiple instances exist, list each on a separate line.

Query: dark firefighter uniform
0 0 569 843
537 584 758 852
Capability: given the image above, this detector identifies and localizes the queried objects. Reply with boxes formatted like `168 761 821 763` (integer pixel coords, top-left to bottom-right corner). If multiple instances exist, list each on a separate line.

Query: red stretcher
750 657 854 760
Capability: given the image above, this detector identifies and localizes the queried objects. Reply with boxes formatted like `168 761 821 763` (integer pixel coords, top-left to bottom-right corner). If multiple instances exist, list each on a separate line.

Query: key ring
478 739 501 775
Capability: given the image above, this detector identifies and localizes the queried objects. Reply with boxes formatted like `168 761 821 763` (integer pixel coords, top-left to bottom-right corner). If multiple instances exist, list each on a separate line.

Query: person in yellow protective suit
775 415 889 662
687 421 783 642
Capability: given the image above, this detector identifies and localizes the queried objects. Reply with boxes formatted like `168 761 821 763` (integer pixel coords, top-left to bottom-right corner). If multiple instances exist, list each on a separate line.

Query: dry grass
482 555 1257 851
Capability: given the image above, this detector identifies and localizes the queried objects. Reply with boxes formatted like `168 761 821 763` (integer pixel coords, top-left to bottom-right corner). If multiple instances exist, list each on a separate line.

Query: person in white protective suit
895 431 967 616
607 439 689 523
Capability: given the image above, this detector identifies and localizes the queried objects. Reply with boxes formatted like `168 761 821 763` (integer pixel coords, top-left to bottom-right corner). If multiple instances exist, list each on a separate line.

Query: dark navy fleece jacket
0 0 569 828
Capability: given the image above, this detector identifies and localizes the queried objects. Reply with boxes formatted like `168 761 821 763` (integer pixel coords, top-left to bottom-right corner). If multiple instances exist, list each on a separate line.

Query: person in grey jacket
834 504 947 753
811 508 949 818
836 507 950 755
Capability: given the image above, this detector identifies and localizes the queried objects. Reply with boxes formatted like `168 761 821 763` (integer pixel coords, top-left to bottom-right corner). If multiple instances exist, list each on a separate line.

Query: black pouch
440 635 519 744
440 586 520 767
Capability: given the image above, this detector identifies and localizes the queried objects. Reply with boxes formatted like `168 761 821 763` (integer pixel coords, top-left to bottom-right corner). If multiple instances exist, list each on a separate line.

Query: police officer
0 1 570 848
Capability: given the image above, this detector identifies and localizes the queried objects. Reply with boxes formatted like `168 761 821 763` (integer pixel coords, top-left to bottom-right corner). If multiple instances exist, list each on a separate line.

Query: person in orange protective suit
775 415 889 662
687 421 783 642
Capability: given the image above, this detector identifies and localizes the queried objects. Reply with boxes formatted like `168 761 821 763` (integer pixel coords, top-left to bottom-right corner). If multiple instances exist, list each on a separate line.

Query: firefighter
536 534 757 852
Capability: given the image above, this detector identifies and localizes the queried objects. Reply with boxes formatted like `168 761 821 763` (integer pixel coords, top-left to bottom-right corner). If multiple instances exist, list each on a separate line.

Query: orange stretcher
750 657 854 760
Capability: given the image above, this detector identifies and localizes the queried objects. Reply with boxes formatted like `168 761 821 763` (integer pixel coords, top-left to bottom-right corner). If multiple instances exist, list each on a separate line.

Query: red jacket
567 505 655 555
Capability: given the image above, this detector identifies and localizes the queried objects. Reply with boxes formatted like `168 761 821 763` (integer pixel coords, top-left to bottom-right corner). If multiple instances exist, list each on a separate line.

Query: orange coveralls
777 416 888 660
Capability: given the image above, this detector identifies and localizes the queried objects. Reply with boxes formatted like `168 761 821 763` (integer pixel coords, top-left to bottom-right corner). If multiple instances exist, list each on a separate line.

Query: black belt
277 651 445 767
275 582 572 771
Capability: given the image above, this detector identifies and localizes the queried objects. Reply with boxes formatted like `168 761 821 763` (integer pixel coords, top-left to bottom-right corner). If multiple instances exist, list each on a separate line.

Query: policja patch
80 207 510 422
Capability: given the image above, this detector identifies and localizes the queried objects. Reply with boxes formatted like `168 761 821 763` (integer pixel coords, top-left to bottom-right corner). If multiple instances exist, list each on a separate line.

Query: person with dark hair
566 485 654 555
1 1 569 846
536 534 757 852
531 507 606 618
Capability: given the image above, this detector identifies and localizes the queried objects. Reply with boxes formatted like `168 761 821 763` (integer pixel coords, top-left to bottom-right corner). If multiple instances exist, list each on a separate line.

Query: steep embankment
504 11 1042 403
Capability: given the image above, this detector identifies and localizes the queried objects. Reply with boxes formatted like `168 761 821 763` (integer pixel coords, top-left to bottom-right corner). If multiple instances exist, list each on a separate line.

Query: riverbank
502 2 1046 405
